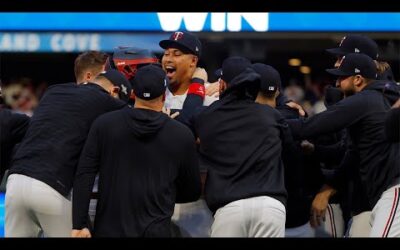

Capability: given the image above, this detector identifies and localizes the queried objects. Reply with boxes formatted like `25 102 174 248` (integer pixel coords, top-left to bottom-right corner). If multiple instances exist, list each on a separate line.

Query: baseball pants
370 184 400 237
5 174 72 237
211 196 286 237
314 203 345 237
345 211 372 237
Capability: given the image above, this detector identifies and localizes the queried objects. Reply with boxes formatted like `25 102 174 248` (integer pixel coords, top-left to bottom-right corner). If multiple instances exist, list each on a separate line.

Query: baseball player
72 65 201 237
194 57 288 237
74 51 109 84
5 69 129 237
287 53 400 237
319 34 391 237
158 31 214 237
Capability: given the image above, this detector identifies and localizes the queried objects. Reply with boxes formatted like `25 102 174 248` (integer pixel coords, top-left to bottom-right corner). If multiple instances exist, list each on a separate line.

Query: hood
220 68 261 100
364 80 400 106
123 107 169 138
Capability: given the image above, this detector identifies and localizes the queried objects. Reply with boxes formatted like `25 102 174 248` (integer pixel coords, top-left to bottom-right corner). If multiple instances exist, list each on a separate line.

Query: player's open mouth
165 66 176 79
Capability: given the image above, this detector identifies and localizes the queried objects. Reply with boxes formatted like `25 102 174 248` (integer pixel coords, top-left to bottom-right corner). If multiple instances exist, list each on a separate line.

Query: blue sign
1 13 400 32
0 193 4 238
0 32 167 52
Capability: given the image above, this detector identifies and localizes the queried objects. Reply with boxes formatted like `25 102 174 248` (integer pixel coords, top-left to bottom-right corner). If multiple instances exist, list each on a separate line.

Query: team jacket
385 107 400 142
9 83 125 197
194 70 287 213
276 105 314 228
0 109 30 179
288 80 400 207
73 107 201 237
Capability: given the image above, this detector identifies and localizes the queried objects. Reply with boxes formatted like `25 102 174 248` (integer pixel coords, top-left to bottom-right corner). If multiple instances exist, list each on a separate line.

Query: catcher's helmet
106 47 159 80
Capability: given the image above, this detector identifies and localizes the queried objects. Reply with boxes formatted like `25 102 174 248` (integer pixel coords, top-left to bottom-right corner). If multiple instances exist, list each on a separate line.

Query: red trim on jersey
382 187 399 237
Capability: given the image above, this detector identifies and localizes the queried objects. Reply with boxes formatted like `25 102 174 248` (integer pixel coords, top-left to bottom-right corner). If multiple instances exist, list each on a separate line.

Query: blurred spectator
1 78 38 117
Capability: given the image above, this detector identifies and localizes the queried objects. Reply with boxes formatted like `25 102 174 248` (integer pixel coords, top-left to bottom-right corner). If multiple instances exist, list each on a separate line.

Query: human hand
71 228 91 238
310 185 336 228
205 81 220 97
192 67 208 83
162 107 180 119
286 101 306 117
392 98 400 108
310 192 329 228
300 140 315 154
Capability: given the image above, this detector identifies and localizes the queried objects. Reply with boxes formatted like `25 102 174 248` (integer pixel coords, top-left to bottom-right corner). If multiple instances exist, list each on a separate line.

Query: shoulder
92 109 125 129
46 82 77 91
166 118 195 141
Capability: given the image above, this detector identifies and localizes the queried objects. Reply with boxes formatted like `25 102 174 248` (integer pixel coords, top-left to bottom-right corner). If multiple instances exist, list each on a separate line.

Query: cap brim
159 40 194 55
326 68 352 76
326 48 347 56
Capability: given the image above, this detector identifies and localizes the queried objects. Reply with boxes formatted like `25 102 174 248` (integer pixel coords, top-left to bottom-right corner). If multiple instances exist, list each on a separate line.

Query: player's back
10 83 125 197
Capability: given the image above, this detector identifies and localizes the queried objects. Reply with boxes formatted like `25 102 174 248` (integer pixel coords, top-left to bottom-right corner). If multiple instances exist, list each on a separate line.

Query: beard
343 88 356 97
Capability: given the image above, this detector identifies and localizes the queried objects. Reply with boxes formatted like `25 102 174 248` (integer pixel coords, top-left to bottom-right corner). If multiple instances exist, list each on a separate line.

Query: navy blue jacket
9 83 125 197
194 70 287 212
288 80 400 207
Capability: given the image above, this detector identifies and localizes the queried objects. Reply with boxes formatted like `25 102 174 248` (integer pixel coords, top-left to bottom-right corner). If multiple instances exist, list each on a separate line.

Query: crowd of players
0 31 399 237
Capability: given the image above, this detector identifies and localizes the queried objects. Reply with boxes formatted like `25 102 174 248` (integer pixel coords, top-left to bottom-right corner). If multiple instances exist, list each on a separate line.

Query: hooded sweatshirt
194 70 287 213
73 106 201 237
288 80 400 207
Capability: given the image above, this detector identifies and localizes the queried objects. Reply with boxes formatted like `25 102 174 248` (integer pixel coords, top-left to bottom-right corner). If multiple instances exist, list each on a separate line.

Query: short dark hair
74 51 108 81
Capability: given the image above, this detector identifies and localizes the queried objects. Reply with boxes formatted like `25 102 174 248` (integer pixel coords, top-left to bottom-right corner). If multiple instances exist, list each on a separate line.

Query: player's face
162 48 196 86
337 75 356 97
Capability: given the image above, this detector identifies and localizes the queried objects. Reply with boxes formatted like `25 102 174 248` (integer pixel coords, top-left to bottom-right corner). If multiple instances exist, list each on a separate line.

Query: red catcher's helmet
106 47 159 80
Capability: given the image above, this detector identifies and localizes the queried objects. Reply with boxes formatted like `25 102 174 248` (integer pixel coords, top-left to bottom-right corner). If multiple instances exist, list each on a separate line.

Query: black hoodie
288 80 400 207
194 70 287 213
73 107 201 237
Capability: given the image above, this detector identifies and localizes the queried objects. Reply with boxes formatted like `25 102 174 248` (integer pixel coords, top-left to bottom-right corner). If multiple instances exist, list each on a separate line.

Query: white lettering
63 33 75 52
158 12 269 32
210 13 226 32
157 13 208 32
76 34 89 51
14 34 25 51
227 13 268 32
50 33 62 52
27 33 40 51
0 34 12 51
90 34 100 50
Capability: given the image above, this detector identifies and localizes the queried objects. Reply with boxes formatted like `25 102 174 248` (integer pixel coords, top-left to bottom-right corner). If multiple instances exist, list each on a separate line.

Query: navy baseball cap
250 63 281 93
326 53 377 79
326 34 379 60
159 31 202 57
99 69 132 102
132 65 168 100
216 56 252 84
